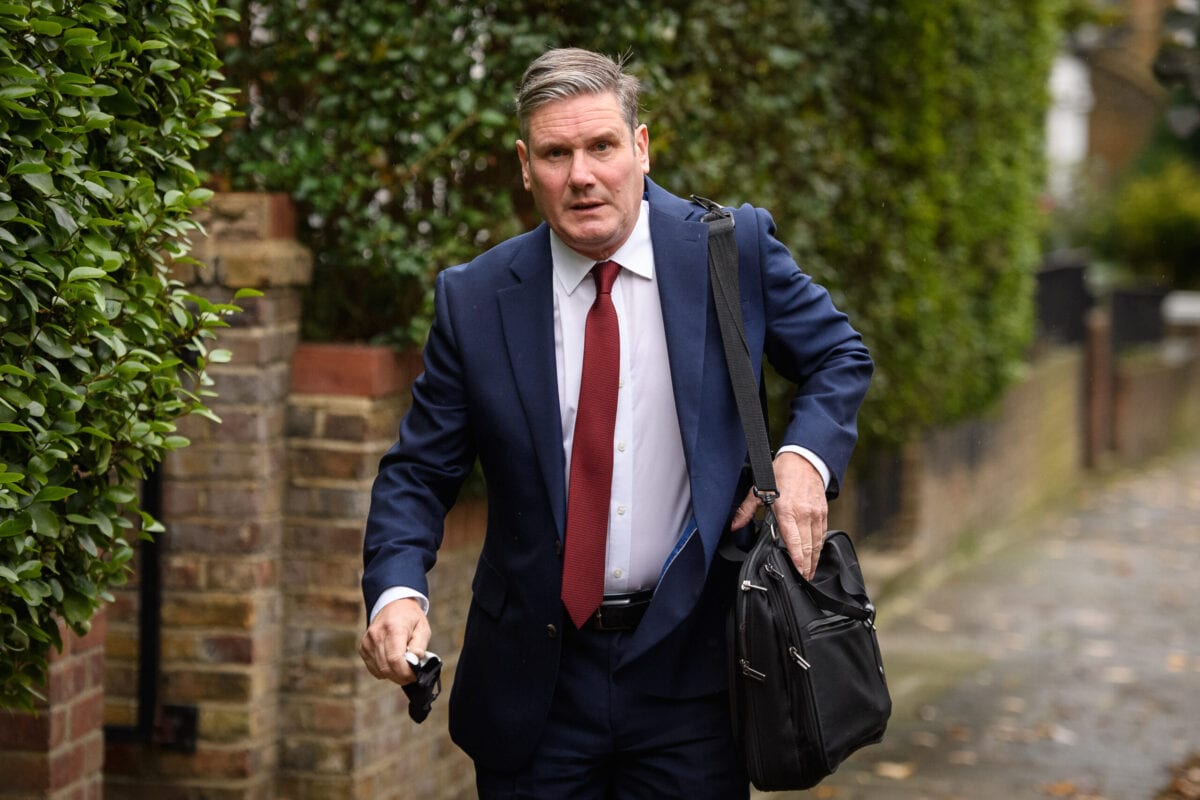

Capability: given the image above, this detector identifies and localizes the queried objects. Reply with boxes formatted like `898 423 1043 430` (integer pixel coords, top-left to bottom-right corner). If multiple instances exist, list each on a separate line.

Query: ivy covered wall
206 0 1072 448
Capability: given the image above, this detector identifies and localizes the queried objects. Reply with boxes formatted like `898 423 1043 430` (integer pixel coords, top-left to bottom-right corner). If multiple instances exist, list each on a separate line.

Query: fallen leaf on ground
910 731 940 748
948 749 978 765
919 611 954 632
874 761 915 780
1103 665 1137 684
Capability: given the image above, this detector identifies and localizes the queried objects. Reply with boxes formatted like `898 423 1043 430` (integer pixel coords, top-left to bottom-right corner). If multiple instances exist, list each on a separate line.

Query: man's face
516 91 650 262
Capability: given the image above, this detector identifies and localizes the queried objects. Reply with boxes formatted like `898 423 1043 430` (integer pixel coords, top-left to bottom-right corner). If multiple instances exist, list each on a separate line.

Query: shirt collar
552 200 653 295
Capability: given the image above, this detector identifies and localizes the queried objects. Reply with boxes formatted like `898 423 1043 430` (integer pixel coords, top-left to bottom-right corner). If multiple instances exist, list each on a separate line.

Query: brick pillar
281 344 479 800
104 194 311 799
0 612 107 800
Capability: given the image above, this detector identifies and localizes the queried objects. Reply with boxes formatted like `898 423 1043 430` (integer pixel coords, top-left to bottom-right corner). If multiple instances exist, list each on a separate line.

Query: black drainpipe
103 465 197 752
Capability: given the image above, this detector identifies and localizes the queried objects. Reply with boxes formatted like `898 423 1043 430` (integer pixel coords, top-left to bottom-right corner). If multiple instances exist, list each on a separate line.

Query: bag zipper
761 550 828 767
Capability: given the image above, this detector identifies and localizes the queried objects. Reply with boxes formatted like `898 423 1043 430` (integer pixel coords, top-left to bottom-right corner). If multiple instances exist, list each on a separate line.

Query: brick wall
280 344 479 800
0 613 107 800
104 194 310 800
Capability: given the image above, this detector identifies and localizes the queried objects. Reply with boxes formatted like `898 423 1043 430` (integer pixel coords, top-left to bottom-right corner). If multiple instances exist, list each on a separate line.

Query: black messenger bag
695 195 891 791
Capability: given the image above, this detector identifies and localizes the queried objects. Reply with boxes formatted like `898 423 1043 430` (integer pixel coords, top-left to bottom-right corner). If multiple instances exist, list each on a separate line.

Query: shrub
1103 159 1200 289
207 1 1071 449
0 0 237 709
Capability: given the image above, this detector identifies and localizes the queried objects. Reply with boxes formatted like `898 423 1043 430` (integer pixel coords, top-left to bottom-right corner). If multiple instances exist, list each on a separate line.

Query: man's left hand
730 451 828 579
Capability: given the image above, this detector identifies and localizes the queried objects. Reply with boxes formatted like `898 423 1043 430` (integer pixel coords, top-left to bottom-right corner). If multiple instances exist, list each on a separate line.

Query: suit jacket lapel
496 225 567 537
648 203 709 474
646 184 735 560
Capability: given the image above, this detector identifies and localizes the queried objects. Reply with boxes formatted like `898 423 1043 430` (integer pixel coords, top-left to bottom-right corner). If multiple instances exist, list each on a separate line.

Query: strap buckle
691 194 734 225
753 487 778 506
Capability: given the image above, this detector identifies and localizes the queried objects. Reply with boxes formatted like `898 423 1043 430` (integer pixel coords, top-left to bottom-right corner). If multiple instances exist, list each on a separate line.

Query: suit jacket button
546 624 558 639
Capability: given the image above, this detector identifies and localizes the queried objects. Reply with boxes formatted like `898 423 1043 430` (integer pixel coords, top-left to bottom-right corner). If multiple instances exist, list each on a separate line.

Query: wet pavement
773 445 1200 800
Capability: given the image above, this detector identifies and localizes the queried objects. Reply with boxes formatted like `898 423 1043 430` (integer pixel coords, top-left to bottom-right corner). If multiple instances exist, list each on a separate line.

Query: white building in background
1045 53 1096 205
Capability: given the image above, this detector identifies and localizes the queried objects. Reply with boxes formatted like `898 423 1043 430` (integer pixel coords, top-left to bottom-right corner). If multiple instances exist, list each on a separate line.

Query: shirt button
616 505 627 516
619 378 625 389
617 442 627 452
612 568 623 579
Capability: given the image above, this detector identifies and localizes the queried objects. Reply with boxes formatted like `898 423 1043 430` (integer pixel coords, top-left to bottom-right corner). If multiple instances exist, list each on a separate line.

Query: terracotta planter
290 342 421 398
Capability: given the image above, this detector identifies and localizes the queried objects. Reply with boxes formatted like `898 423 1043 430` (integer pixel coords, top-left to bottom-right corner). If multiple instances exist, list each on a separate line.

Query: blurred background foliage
1057 0 1200 292
203 0 1078 449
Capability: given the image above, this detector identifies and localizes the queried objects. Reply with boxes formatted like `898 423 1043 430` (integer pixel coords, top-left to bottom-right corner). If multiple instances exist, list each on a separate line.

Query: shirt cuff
369 586 430 624
776 445 831 491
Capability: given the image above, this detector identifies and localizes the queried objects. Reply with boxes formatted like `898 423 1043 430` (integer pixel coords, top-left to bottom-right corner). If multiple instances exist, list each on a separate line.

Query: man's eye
594 142 611 152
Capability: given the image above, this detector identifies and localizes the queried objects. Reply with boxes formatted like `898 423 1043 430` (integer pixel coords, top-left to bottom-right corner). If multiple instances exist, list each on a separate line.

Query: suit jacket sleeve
735 204 873 496
361 268 477 614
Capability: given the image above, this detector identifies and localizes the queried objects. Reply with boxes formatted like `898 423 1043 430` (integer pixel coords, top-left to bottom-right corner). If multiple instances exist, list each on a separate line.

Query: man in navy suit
359 48 872 798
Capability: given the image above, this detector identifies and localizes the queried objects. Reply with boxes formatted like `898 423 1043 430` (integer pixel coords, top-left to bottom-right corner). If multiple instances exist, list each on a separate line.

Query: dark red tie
561 260 621 628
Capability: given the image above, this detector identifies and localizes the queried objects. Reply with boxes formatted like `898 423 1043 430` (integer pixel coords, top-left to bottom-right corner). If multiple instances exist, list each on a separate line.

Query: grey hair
515 48 641 141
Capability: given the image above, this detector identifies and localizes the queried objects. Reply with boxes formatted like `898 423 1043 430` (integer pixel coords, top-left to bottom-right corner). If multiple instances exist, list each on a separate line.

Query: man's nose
567 152 594 188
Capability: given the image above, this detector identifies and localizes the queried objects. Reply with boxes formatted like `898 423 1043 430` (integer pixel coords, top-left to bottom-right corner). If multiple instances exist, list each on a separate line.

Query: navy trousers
474 623 749 800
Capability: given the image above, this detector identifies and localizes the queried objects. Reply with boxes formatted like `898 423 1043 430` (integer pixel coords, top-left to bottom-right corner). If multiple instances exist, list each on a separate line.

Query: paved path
772 446 1200 800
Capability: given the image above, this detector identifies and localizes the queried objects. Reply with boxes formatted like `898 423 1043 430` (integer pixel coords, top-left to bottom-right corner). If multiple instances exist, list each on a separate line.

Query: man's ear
516 140 532 190
634 124 650 174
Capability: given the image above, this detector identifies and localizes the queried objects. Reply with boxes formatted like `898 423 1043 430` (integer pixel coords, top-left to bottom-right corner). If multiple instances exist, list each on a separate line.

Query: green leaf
0 365 35 379
30 19 62 35
20 172 54 196
61 591 91 624
66 267 107 282
0 85 37 100
0 517 27 538
27 504 58 537
9 161 50 175
33 486 76 503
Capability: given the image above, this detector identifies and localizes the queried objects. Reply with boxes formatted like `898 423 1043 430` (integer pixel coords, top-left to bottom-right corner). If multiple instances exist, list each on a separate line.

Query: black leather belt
582 591 654 632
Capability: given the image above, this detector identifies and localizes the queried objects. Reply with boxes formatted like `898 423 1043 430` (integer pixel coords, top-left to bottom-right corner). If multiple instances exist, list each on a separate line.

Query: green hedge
1102 158 1200 289
207 0 1071 448
0 0 237 708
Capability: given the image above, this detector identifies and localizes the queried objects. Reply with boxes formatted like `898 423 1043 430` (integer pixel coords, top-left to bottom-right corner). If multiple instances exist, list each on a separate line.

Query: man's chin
558 228 618 259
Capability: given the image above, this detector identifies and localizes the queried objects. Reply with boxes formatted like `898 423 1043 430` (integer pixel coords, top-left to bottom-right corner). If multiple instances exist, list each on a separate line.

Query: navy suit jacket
362 178 872 769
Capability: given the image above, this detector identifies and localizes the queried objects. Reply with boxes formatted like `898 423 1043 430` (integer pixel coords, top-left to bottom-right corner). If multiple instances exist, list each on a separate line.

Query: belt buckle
590 606 615 631
591 601 624 631
590 593 647 631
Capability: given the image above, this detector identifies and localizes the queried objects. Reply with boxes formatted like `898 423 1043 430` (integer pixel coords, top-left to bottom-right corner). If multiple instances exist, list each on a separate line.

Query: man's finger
731 489 761 529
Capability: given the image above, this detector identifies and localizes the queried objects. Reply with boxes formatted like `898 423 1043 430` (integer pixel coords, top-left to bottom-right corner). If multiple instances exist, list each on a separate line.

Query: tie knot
592 260 620 295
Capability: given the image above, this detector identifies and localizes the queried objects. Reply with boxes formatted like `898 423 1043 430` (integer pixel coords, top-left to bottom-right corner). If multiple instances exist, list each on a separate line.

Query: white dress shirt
551 200 691 595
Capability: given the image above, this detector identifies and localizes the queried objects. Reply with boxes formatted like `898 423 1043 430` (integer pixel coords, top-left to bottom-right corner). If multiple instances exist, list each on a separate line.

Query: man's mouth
570 199 605 212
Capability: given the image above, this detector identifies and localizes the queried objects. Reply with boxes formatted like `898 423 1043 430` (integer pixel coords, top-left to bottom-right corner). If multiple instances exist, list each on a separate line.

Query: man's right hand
358 597 431 686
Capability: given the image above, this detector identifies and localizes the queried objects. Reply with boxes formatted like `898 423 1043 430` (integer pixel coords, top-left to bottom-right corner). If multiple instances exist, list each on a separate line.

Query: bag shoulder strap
692 195 776 499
